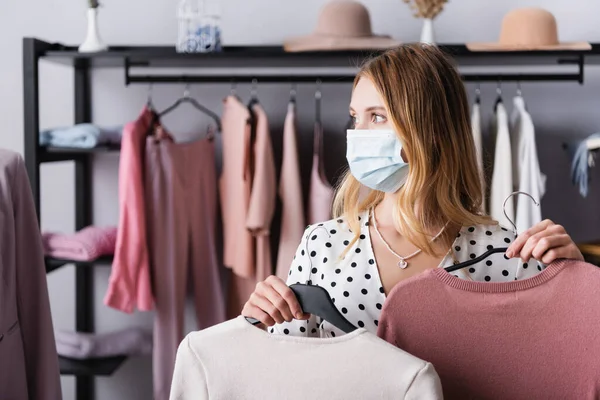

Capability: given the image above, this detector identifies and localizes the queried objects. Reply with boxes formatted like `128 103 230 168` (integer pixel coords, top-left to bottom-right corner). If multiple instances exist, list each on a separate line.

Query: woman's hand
506 219 584 264
241 275 310 327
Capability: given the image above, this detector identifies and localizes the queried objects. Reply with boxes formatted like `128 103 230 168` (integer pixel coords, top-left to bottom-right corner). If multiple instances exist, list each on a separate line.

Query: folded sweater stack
56 328 153 360
42 226 118 261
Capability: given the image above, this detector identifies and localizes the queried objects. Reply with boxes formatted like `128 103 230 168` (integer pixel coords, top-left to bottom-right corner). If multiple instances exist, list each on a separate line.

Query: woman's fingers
266 276 308 320
241 303 275 327
506 219 554 258
249 291 285 324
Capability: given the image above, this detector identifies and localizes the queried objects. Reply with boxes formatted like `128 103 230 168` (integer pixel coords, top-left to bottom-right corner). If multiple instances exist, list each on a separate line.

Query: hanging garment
565 132 600 197
0 150 61 400
219 96 254 278
170 316 442 400
247 103 277 281
307 121 334 224
145 135 226 400
272 211 543 339
226 102 277 318
489 102 513 227
275 102 305 280
471 101 485 211
510 96 546 233
42 225 117 261
377 259 600 400
105 107 154 313
55 327 152 359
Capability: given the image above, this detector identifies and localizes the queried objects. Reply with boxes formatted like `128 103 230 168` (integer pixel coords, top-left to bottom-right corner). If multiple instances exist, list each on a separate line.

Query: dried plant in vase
403 0 448 44
79 0 107 52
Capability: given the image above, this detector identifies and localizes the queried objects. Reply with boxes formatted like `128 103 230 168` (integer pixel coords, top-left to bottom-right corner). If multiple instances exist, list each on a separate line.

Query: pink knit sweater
377 259 600 400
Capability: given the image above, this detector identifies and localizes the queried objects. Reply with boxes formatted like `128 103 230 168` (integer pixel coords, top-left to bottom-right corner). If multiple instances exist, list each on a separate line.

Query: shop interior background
2 0 600 399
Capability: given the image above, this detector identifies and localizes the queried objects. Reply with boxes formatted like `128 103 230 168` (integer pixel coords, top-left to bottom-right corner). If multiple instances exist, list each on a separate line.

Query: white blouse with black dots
270 210 545 338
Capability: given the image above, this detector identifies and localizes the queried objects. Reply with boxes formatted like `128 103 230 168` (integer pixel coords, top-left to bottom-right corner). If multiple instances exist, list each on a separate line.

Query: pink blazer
105 108 154 313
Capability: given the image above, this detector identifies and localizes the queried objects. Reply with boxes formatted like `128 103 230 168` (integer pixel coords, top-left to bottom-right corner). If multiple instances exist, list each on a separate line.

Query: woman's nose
354 118 369 130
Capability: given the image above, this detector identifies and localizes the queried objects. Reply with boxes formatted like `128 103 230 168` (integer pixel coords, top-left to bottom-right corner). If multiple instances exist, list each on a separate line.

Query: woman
242 44 584 337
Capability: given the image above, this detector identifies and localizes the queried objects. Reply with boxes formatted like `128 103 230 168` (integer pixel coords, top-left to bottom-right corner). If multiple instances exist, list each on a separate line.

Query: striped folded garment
42 226 118 261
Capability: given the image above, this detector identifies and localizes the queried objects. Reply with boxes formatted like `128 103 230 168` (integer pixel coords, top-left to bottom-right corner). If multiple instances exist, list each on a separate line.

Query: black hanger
445 247 509 273
493 80 503 111
248 78 259 108
290 82 297 105
245 284 357 333
246 78 259 147
246 226 357 333
315 79 322 126
445 191 539 273
159 84 222 131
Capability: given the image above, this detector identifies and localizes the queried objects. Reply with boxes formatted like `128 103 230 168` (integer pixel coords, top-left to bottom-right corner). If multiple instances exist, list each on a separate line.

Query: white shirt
510 96 546 233
170 316 443 400
272 211 544 339
490 102 514 227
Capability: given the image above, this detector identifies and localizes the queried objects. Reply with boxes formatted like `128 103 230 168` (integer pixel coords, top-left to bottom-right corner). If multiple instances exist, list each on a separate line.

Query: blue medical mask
346 129 409 193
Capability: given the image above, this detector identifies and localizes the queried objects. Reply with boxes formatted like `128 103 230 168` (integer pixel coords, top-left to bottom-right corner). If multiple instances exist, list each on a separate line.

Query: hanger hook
290 82 297 101
183 83 191 99
502 191 539 234
496 79 502 97
304 225 331 284
315 78 322 100
475 81 481 97
251 78 258 100
516 80 522 97
146 83 154 107
230 79 237 96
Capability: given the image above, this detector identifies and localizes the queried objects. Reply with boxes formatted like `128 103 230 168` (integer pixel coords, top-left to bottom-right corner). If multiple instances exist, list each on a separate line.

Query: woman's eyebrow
349 106 386 113
365 106 386 112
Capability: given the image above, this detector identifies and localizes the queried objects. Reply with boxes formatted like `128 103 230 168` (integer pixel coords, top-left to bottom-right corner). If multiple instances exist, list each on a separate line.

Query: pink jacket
105 108 154 313
0 150 61 400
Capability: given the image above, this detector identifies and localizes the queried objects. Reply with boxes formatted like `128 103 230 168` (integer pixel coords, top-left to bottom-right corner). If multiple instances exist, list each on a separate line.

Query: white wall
2 1 600 399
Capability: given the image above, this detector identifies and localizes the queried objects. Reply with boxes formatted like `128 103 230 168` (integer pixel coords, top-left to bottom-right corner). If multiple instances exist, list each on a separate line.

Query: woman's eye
349 115 358 127
372 114 387 124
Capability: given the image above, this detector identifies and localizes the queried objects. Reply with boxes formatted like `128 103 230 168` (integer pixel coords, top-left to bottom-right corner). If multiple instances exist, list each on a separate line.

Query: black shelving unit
22 37 600 400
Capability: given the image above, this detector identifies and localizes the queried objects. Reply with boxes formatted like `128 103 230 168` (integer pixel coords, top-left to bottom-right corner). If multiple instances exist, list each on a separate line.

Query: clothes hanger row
445 191 539 273
228 78 322 104
473 80 525 106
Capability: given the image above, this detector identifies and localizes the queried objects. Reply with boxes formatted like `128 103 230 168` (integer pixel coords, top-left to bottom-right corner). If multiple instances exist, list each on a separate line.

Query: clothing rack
21 37 600 400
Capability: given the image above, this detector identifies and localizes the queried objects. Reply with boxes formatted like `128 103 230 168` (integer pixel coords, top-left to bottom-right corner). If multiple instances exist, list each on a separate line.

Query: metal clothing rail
125 72 584 85
123 53 586 85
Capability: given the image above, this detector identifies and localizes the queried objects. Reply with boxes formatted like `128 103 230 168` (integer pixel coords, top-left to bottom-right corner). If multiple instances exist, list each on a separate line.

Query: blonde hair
333 44 493 257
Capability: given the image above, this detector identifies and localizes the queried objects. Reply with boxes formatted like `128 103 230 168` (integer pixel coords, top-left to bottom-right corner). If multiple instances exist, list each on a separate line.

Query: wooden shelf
33 40 597 69
45 255 113 273
59 355 127 376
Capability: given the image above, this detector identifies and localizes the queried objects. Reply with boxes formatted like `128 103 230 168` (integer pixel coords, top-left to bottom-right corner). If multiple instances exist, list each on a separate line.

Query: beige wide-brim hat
467 8 590 51
284 1 401 52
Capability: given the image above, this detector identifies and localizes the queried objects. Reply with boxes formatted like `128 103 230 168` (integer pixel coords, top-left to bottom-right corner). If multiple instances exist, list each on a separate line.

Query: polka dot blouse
270 210 545 338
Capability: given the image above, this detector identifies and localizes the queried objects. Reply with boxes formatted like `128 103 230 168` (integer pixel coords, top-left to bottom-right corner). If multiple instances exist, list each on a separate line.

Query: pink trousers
145 137 225 400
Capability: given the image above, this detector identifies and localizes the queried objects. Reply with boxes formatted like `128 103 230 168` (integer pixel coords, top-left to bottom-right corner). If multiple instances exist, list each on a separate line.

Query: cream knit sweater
170 316 442 399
